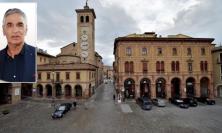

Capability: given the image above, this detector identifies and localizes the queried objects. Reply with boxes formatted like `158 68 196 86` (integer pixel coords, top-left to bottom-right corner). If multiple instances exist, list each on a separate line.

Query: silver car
152 98 166 107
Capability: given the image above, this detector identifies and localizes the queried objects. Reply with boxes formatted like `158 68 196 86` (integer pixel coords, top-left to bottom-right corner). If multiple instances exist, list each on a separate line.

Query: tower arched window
86 16 89 22
80 16 84 23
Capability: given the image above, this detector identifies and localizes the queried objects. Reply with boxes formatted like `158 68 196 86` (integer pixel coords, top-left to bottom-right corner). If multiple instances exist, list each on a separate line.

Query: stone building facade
212 46 222 97
34 4 103 99
113 32 215 99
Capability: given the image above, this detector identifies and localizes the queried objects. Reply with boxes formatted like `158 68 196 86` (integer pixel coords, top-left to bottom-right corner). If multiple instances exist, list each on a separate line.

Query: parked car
60 103 72 110
136 97 152 110
182 97 198 107
195 97 216 105
169 97 189 109
51 105 68 119
152 98 166 107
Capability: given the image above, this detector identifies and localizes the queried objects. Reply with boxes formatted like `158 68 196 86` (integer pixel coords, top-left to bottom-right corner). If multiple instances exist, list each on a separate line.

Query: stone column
166 84 171 99
181 83 186 98
43 85 47 98
151 83 156 99
61 86 65 99
209 83 214 99
195 83 200 97
52 84 56 98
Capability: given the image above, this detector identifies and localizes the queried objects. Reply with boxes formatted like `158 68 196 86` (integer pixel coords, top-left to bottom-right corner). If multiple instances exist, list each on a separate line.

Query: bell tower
75 1 96 65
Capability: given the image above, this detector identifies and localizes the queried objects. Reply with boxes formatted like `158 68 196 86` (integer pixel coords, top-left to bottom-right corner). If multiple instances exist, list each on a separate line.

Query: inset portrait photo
0 3 37 83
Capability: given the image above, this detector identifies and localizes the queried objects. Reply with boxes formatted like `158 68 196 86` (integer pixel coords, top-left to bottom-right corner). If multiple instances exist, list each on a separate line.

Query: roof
75 8 96 18
38 63 97 71
37 49 55 58
113 32 215 54
212 46 222 53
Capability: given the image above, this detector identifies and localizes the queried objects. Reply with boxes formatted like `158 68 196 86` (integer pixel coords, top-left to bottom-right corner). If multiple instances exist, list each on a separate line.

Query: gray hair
2 8 27 26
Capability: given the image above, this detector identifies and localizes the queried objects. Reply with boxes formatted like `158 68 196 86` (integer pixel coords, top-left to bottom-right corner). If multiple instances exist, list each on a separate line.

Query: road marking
120 104 133 113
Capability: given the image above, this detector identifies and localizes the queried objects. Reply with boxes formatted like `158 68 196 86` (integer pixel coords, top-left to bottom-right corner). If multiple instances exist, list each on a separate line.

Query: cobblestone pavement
0 82 222 133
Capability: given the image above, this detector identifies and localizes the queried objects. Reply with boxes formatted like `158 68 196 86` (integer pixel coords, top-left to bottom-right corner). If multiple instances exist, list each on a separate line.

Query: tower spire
84 0 89 9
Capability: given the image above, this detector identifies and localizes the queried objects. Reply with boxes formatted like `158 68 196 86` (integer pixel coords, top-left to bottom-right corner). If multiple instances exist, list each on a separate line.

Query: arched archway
37 84 43 97
0 83 12 104
186 77 195 97
140 78 151 98
156 78 166 98
171 78 180 98
46 84 52 97
55 84 62 97
200 77 209 97
124 78 135 99
65 84 72 98
21 84 33 99
75 85 82 97
217 85 222 97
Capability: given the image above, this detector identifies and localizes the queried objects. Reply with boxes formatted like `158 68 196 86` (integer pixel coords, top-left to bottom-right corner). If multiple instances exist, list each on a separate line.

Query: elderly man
0 8 36 82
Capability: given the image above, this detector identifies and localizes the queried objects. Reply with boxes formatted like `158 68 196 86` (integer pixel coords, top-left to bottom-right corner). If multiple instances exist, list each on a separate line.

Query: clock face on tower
81 34 88 41
80 27 89 61
81 51 89 58
80 42 89 50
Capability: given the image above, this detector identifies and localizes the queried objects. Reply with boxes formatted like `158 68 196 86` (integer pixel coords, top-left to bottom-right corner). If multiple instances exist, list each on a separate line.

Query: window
188 63 193 72
129 61 134 73
125 62 129 73
40 57 42 62
56 72 60 81
221 65 222 80
157 48 162 55
220 53 222 63
201 48 206 55
76 72 80 80
142 62 148 73
187 48 192 56
172 48 177 55
176 61 180 72
44 58 46 63
66 72 70 80
38 73 41 80
156 61 164 72
86 16 89 22
200 61 208 72
126 47 132 56
142 48 147 55
171 61 175 72
47 73 50 80
80 16 84 23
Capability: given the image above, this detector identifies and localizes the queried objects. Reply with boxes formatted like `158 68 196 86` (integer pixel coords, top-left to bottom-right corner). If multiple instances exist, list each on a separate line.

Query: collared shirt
0 43 36 82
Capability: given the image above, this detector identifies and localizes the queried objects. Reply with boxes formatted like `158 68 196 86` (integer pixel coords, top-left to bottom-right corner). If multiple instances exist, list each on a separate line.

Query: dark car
51 105 68 119
182 97 198 107
195 97 216 105
60 103 72 110
169 97 189 109
136 97 152 110
152 98 166 107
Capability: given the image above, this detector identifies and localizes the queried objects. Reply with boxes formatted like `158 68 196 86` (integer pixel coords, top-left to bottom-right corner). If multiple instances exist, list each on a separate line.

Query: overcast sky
0 0 222 66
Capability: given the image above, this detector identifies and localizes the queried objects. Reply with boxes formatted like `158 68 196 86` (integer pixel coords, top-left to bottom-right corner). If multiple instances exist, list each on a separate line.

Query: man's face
2 13 27 46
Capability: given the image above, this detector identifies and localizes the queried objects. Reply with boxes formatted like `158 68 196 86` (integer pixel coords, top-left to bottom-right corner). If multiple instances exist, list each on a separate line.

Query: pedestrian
113 94 116 101
73 100 77 109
